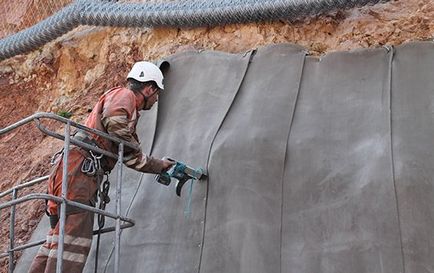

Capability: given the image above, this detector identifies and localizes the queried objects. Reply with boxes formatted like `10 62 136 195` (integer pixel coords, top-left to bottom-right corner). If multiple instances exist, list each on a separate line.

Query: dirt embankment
1 0 433 270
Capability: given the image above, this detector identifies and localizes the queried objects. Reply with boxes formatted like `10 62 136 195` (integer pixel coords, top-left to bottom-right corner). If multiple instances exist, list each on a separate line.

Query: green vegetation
57 110 73 119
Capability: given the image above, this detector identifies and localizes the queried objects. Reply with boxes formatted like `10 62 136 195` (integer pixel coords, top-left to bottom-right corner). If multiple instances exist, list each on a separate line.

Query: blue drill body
155 159 206 196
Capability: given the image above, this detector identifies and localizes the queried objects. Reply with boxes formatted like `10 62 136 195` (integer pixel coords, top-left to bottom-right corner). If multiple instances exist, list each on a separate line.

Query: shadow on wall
17 42 434 273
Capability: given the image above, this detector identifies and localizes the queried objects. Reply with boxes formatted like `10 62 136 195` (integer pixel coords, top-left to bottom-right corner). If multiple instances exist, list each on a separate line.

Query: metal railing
0 112 138 273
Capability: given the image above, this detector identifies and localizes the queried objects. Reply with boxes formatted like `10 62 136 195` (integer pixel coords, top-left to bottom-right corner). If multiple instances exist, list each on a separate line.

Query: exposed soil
0 0 433 270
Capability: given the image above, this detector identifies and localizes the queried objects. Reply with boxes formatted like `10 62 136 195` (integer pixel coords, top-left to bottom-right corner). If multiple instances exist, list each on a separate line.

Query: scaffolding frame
0 112 137 273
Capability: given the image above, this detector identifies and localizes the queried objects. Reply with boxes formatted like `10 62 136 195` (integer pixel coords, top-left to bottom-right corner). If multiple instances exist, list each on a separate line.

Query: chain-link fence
0 0 388 60
0 0 74 39
0 0 176 39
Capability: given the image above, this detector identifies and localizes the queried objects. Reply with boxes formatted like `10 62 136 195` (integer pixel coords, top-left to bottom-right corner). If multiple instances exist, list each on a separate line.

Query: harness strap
72 131 111 273
47 130 112 272
73 130 100 149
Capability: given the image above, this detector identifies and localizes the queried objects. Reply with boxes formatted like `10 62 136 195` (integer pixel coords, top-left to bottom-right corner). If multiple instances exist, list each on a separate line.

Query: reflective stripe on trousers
28 211 94 273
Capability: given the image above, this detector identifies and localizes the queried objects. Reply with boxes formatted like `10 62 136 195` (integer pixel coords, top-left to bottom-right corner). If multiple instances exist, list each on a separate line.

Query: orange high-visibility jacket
47 87 165 215
84 86 165 173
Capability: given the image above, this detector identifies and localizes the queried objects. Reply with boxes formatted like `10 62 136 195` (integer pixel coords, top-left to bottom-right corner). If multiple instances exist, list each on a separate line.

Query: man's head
127 61 164 110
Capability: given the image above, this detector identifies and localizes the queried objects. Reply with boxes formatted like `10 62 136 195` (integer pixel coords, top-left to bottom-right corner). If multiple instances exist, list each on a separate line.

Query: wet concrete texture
16 42 434 273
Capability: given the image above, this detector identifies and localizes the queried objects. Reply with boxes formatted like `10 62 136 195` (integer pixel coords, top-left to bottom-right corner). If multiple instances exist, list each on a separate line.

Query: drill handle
155 172 171 186
175 177 190 197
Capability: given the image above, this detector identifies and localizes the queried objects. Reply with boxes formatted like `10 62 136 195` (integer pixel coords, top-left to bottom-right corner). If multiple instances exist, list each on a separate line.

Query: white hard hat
127 61 165 89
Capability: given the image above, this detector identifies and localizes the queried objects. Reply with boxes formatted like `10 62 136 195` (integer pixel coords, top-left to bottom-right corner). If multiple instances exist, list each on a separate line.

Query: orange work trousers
29 148 98 273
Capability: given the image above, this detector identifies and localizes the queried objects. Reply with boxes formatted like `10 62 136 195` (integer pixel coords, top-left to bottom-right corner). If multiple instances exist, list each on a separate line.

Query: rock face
0 0 433 271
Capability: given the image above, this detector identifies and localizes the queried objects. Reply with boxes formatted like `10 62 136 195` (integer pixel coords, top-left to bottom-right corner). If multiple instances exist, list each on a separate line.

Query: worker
29 61 174 273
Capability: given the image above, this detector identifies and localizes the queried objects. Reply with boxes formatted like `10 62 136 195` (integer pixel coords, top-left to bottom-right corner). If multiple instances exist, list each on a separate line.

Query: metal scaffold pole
8 189 17 273
56 121 71 273
114 143 124 273
0 113 136 271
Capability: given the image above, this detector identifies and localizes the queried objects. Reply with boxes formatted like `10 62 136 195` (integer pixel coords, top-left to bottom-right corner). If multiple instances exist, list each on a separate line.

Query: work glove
160 158 175 173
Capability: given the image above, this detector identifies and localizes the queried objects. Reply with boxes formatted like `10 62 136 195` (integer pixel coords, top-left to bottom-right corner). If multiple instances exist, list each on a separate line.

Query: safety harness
73 130 112 273
48 130 112 273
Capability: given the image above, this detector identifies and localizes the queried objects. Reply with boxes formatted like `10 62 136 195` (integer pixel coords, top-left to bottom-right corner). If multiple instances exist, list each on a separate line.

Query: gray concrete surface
14 42 434 273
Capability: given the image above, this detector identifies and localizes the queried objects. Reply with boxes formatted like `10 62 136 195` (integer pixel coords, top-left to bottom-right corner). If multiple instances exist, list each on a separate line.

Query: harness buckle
90 150 103 172
81 157 96 176
50 149 64 165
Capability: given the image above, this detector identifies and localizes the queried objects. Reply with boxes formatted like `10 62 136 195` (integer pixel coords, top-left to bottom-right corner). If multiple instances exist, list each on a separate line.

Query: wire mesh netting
0 0 387 60
0 0 74 39
0 0 176 39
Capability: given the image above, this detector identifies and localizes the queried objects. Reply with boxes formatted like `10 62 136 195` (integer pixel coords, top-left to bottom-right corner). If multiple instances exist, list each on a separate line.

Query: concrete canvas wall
16 42 434 273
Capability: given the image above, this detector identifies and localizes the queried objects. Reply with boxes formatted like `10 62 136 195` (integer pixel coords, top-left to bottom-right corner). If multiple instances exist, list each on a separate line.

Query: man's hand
161 158 175 172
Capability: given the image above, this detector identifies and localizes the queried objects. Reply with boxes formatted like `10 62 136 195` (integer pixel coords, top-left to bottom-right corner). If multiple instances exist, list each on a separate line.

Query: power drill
155 158 207 196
